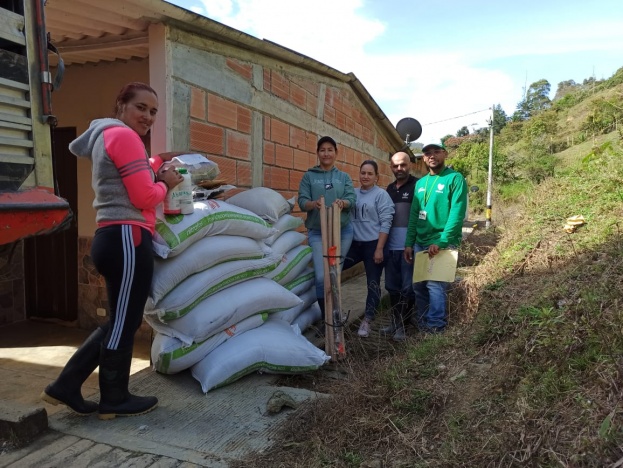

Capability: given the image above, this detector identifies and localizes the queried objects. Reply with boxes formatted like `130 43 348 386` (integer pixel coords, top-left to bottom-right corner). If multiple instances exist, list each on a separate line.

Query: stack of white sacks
145 187 327 393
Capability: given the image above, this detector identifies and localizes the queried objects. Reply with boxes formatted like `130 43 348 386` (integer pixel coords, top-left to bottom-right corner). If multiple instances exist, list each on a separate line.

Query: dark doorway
24 127 78 321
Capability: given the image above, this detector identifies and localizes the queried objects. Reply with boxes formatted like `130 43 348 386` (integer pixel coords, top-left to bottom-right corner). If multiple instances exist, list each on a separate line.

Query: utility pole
486 104 494 229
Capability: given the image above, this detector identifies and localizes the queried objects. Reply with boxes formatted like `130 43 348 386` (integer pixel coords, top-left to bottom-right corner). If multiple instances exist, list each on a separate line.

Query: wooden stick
319 197 335 359
332 202 345 358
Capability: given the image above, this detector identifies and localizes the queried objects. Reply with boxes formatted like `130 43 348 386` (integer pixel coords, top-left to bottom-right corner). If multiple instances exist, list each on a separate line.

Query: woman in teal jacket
298 136 356 315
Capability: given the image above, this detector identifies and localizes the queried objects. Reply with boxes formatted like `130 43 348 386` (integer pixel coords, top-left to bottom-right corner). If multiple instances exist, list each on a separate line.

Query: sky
166 0 623 145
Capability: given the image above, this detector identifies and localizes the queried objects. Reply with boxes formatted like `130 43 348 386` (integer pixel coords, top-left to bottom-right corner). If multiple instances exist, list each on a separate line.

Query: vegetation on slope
235 70 623 468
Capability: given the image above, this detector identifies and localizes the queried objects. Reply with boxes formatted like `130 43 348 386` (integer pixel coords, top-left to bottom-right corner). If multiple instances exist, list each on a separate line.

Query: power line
423 108 491 126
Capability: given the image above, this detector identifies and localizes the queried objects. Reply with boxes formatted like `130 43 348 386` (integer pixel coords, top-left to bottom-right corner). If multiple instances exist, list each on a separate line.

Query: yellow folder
412 249 458 283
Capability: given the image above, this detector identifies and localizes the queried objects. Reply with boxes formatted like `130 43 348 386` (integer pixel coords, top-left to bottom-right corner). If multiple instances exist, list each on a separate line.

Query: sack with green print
265 244 312 286
191 320 329 393
144 253 282 321
153 200 275 259
145 277 302 344
151 313 267 374
150 235 269 305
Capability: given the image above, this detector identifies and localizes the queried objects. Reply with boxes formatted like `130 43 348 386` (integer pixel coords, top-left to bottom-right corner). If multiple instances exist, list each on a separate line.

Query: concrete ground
0 222 473 467
0 273 369 468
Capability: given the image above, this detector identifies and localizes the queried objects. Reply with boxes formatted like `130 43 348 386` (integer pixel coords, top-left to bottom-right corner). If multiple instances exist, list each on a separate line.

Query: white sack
191 320 330 393
292 302 322 332
269 230 306 256
145 253 282 321
268 284 317 323
153 200 275 258
265 244 312 285
151 313 266 374
283 266 315 296
150 235 269 304
145 278 302 344
225 187 293 223
263 214 303 246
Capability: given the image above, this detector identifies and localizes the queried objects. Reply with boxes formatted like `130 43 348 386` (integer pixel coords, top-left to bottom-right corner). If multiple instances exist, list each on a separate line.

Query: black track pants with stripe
91 224 153 351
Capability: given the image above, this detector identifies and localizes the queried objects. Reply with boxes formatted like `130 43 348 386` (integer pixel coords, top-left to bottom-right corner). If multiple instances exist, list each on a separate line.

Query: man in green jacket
404 142 467 333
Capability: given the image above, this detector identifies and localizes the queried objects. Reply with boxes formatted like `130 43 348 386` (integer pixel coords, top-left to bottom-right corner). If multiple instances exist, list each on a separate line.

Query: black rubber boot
40 327 105 415
380 294 401 335
98 346 158 420
317 298 325 316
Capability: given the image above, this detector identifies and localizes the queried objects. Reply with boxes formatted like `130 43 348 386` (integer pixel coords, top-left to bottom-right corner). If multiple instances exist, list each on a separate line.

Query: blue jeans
384 249 414 301
412 243 451 330
308 223 354 300
343 239 385 320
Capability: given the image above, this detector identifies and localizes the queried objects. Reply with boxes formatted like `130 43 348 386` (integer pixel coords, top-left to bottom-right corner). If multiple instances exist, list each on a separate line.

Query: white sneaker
358 319 371 337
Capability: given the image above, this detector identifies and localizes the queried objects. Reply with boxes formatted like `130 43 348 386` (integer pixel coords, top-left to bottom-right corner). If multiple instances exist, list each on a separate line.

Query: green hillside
239 69 623 468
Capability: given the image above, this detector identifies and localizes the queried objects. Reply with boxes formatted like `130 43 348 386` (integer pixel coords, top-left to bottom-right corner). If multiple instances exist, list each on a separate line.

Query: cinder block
0 400 48 447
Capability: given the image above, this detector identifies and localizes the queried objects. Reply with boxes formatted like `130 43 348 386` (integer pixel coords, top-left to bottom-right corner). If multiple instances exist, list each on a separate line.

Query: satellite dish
396 117 422 143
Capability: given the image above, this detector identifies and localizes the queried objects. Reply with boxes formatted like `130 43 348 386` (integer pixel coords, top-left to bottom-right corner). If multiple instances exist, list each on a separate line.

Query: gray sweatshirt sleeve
377 189 395 234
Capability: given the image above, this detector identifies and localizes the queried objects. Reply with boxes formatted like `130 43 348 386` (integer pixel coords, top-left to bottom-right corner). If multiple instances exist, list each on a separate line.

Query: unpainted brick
190 87 206 120
236 161 252 187
335 111 347 132
263 115 271 140
289 82 306 109
306 93 318 117
190 121 224 154
289 169 304 191
292 149 308 170
237 106 252 134
226 130 251 160
271 70 289 100
343 147 354 165
290 75 319 96
208 94 237 129
208 154 236 183
263 141 276 164
226 58 253 81
305 132 317 153
324 106 336 126
275 144 293 168
289 127 306 150
361 126 374 145
271 166 290 190
270 119 289 145
263 166 272 186
263 69 271 92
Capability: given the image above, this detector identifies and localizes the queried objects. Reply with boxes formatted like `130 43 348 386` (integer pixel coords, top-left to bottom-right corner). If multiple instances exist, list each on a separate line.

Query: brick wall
187 59 400 220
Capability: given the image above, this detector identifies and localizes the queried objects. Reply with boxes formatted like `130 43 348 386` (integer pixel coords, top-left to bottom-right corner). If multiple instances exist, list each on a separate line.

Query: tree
492 104 508 134
553 79 578 101
456 126 469 137
515 79 552 120
440 134 453 146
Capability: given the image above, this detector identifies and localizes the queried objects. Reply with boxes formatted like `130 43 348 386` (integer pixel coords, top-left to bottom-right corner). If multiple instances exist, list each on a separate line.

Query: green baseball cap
422 142 446 152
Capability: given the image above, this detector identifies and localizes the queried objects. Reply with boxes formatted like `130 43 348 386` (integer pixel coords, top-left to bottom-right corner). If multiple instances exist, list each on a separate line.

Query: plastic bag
172 154 220 183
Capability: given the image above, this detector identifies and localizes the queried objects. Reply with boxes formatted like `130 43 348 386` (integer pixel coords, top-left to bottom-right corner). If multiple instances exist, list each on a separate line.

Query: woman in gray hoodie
297 136 356 316
41 82 182 420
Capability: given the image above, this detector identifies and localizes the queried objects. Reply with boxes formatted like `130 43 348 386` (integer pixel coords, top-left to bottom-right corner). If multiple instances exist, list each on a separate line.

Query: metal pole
485 104 494 229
